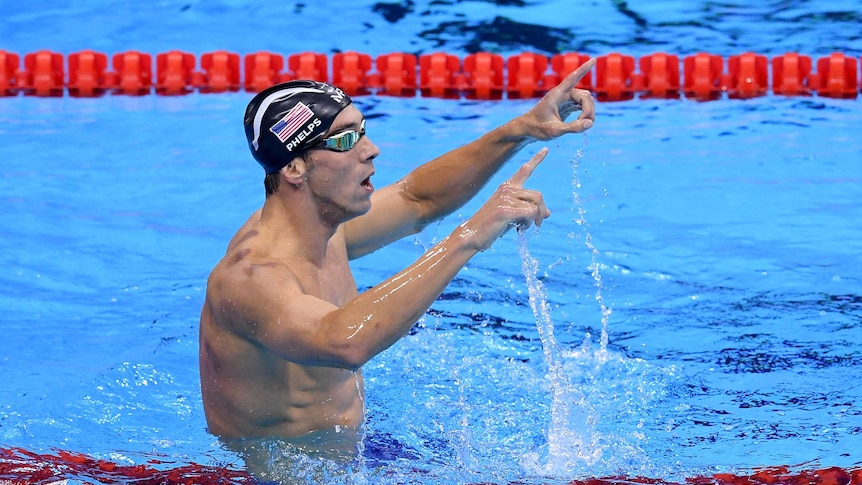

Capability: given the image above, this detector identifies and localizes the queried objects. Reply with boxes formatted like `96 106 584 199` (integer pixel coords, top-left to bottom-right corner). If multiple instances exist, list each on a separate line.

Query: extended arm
241 150 551 370
344 59 596 259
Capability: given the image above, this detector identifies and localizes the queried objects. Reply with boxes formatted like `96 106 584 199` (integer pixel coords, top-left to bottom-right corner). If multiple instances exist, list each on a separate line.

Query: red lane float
1 446 860 485
369 52 417 96
156 50 196 95
419 52 461 98
595 52 636 101
463 52 505 99
773 53 813 96
22 49 65 97
0 447 253 484
111 50 153 95
507 52 549 99
0 50 20 95
813 52 859 98
243 51 285 93
68 50 108 97
0 49 860 100
683 52 724 100
636 53 681 99
289 51 328 83
727 52 769 99
333 51 373 95
198 50 241 93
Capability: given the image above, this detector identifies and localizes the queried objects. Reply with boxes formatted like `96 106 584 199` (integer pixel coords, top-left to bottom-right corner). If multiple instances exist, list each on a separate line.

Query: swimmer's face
302 106 379 218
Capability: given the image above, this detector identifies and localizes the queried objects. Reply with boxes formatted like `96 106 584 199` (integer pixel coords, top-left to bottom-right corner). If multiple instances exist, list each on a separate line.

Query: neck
259 189 339 265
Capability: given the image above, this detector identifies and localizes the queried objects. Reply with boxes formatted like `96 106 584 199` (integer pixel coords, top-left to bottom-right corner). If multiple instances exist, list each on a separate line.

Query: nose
359 135 380 162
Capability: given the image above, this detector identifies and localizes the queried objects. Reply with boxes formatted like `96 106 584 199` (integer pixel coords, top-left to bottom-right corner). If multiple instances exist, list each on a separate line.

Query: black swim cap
244 80 352 173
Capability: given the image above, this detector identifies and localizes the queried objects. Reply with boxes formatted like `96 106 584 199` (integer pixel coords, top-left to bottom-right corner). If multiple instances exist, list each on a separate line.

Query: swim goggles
314 119 366 152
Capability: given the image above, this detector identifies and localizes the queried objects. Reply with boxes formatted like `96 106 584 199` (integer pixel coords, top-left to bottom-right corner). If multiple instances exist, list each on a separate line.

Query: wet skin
199 59 597 444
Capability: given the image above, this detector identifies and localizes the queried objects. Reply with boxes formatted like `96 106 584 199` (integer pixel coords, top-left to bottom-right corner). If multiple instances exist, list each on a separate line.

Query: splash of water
352 372 369 485
516 143 685 479
570 146 613 357
453 385 480 479
516 141 628 474
517 231 602 473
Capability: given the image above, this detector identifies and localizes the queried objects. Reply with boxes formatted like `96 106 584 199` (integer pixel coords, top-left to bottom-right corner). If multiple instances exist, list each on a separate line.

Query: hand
460 148 551 251
520 58 596 141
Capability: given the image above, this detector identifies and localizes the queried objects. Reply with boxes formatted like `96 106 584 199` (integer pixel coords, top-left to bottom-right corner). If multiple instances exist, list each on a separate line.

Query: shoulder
205 254 305 348
209 246 300 303
205 231 303 327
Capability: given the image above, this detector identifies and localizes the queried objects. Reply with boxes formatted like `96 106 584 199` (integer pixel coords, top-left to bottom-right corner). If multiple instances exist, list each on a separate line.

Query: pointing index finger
557 57 596 93
508 147 549 187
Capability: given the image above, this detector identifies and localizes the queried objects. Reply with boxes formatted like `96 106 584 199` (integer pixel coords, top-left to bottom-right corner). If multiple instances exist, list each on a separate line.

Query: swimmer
198 59 597 450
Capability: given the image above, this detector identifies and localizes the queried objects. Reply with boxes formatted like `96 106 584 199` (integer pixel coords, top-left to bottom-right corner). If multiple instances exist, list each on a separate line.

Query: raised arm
344 58 597 259
235 150 551 370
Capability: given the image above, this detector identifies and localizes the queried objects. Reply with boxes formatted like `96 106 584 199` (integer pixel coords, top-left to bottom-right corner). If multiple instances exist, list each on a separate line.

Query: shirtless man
199 59 596 446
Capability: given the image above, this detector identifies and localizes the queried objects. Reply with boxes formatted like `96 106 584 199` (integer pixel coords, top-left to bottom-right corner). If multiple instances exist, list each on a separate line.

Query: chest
292 248 358 307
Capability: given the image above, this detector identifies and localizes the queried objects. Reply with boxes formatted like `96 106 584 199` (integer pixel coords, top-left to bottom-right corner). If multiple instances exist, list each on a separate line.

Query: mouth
361 174 374 191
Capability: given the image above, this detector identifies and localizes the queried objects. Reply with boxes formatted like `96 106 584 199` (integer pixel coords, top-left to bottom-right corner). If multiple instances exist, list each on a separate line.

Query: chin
357 201 372 216
343 202 372 222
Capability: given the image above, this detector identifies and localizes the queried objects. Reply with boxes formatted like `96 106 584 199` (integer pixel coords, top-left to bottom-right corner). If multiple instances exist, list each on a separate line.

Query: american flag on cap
269 102 315 143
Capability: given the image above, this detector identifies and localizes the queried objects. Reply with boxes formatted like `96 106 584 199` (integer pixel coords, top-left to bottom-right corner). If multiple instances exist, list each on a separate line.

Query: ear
280 157 307 186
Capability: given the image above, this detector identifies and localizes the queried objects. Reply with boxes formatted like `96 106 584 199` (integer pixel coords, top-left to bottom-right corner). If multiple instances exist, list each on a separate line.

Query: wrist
496 115 536 146
452 219 497 254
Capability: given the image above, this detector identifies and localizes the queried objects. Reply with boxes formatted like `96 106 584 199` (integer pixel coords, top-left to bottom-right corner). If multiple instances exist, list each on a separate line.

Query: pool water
2 1 862 484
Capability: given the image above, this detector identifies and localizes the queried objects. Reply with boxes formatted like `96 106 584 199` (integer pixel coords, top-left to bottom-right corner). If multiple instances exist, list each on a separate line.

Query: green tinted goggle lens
319 119 366 151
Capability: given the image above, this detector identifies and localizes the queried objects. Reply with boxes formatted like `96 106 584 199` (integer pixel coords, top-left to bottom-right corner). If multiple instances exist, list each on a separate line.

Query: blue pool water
2 1 862 484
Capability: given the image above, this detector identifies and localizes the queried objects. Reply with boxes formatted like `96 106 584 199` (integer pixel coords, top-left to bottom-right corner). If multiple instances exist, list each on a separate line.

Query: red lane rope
0 446 253 484
1 446 860 485
1 49 860 101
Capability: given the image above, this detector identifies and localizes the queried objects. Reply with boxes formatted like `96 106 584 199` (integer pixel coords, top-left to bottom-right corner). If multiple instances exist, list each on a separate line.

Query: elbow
336 354 369 372
328 342 372 371
400 181 449 229
415 200 451 229
316 315 377 370
339 359 365 373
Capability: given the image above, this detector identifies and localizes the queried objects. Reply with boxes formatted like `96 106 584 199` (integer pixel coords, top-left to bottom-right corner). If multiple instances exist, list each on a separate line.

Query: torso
198 211 365 439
